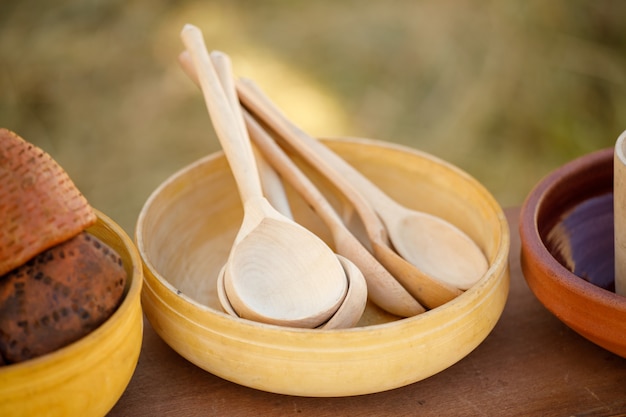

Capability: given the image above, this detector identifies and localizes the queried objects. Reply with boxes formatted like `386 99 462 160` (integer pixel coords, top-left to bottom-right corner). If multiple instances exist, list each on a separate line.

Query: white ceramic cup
614 130 626 296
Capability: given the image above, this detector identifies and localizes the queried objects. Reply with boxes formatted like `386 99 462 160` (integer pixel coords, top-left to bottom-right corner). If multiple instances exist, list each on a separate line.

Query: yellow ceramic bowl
0 210 143 417
137 137 509 397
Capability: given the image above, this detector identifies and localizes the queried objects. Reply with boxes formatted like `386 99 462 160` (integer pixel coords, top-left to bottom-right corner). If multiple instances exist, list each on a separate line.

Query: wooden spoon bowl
218 255 367 329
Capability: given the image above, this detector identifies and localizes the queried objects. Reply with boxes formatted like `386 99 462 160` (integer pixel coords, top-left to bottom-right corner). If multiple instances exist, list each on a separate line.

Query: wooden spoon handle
207 51 293 218
254 150 294 218
244 111 345 232
180 25 263 203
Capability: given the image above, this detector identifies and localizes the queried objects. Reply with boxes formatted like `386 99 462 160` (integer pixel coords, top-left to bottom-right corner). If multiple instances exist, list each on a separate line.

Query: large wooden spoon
207 49 367 328
237 79 475 308
180 25 347 328
213 149 367 329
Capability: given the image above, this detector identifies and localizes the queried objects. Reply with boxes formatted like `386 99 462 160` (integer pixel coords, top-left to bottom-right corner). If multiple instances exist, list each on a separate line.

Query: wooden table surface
107 208 626 417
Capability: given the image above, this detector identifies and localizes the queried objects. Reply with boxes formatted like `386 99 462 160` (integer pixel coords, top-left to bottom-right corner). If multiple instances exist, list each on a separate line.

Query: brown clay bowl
519 147 626 357
0 210 144 417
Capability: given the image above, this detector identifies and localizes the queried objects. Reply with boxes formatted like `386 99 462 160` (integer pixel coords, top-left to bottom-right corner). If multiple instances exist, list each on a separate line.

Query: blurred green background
2 0 626 233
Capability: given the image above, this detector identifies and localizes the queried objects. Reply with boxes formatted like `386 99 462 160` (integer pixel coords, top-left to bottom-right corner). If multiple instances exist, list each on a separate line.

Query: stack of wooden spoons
178 24 489 329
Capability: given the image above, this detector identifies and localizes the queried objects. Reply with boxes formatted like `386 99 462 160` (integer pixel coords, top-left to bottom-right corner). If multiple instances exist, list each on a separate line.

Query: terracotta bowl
0 210 144 417
519 147 626 357
136 137 510 397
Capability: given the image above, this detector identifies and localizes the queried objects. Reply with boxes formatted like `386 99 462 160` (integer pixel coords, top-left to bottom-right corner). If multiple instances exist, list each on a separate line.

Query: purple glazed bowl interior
535 148 614 290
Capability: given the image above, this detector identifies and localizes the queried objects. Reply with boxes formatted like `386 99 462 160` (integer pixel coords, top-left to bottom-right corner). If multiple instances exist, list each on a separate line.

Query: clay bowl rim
519 147 626 313
136 136 511 334
0 208 144 374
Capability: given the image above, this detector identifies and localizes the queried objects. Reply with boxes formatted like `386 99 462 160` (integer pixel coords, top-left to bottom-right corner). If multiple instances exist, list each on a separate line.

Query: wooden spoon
213 150 367 328
180 25 347 328
237 79 471 308
207 49 367 327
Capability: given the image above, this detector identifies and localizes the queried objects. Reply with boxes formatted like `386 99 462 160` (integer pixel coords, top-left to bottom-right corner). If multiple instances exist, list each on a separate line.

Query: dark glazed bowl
519 147 626 358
